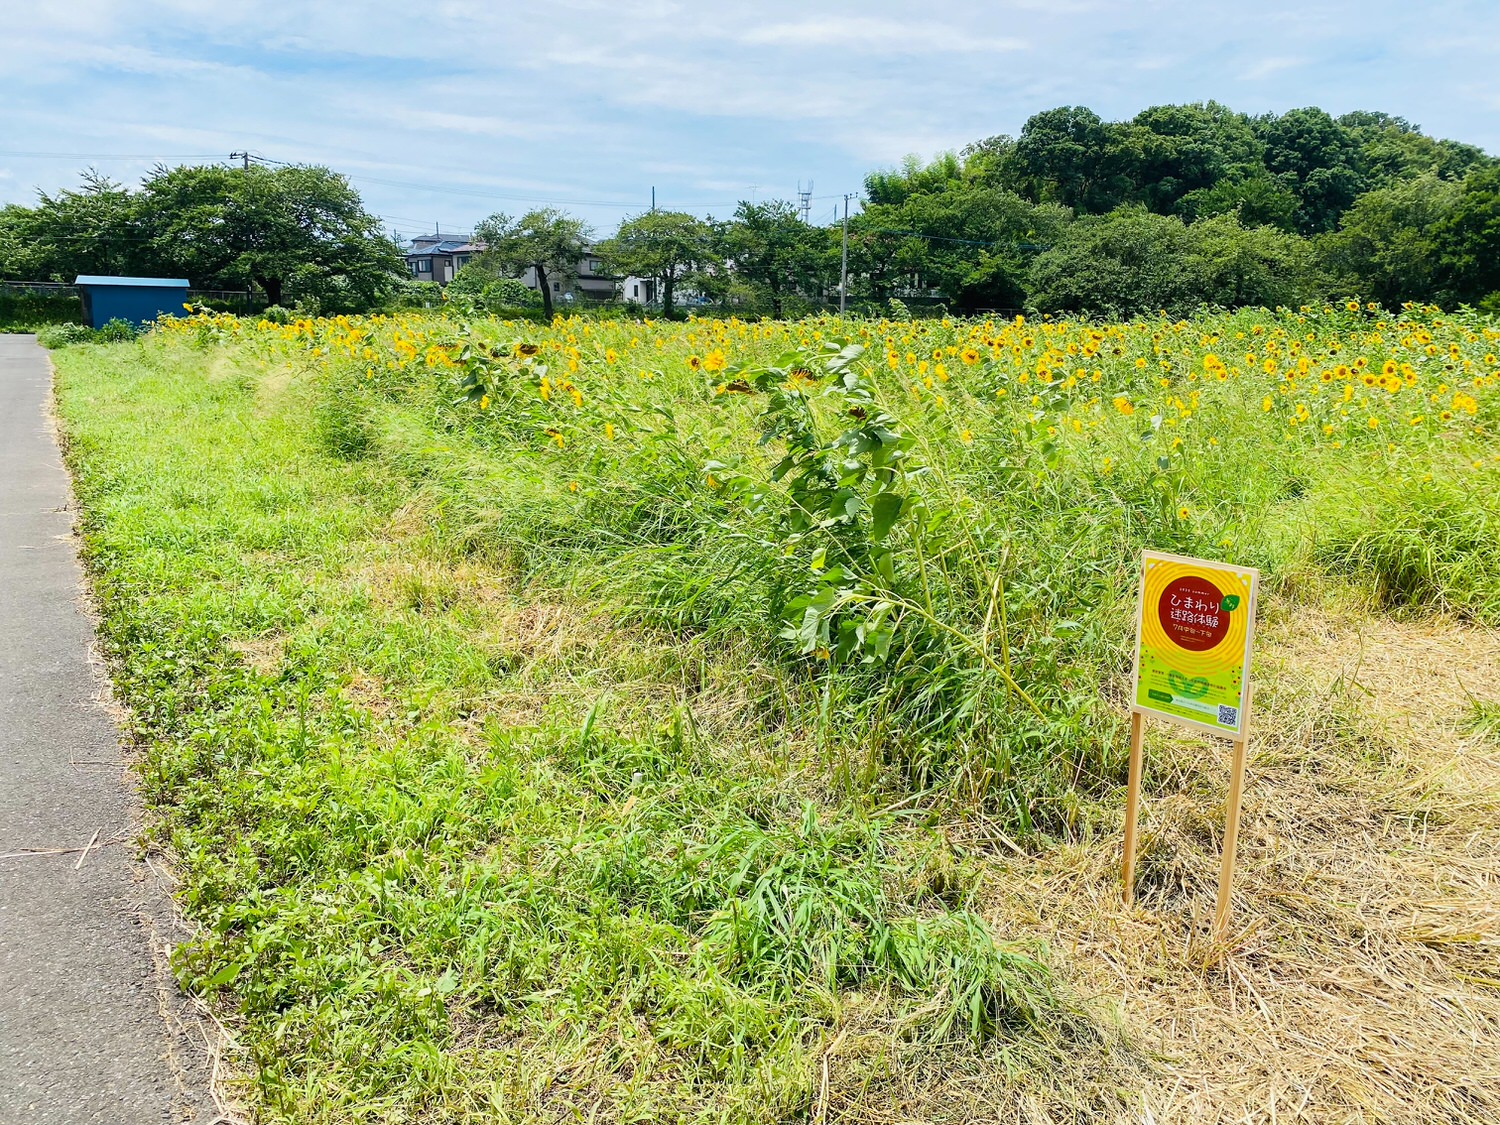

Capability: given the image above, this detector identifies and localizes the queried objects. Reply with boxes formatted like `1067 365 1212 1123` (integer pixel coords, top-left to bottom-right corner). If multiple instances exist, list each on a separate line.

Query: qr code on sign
1218 705 1239 727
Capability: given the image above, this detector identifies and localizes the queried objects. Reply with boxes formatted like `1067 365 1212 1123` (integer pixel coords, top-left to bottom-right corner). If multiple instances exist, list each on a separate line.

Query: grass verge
54 337 1112 1123
51 305 1500 1123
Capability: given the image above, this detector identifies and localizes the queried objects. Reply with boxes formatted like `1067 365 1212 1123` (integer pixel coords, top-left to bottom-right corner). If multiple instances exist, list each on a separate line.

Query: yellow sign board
1123 550 1261 940
1130 550 1259 739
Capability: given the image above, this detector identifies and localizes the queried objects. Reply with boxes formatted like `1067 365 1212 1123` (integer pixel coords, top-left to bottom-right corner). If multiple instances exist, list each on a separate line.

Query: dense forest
842 104 1500 314
3 103 1498 317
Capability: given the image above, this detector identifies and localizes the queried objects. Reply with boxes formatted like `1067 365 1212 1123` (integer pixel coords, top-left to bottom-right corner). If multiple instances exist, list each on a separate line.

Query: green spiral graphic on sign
1168 670 1211 698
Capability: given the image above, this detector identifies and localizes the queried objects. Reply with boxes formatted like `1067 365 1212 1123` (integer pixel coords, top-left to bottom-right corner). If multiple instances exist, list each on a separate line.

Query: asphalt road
0 336 213 1124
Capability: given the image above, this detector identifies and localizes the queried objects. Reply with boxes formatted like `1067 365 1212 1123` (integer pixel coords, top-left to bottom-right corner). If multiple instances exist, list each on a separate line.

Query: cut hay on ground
951 602 1500 1124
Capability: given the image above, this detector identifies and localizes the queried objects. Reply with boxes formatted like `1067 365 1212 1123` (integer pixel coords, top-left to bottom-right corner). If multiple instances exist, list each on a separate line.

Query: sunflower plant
700 340 918 665
705 341 1038 721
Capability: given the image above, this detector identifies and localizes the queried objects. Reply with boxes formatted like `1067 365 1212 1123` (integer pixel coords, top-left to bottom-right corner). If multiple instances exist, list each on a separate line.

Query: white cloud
380 108 562 141
1240 56 1306 81
739 16 1025 53
2 0 1498 233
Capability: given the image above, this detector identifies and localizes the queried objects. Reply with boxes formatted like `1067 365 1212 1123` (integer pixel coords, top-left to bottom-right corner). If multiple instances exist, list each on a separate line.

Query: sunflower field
50 302 1500 1122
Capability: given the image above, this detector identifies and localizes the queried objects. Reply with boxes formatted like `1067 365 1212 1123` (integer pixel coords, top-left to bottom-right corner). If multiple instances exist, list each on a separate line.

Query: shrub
96 318 139 343
0 289 84 331
480 277 541 310
37 318 141 348
36 323 98 348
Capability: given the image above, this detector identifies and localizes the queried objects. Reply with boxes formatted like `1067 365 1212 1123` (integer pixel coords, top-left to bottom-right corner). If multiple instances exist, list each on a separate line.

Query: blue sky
2 1 1496 240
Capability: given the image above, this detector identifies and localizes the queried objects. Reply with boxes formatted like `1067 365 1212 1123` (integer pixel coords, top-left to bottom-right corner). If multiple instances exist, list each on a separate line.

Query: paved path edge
1 335 229 1125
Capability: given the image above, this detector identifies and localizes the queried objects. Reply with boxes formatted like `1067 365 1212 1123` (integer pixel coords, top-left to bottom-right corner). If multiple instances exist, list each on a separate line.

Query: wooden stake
1122 710 1145 905
1213 736 1249 941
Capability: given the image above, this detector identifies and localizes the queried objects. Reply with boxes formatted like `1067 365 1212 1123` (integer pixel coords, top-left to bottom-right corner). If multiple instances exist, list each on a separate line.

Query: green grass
51 305 1500 1121
1465 696 1500 744
1312 471 1500 622
54 336 1107 1123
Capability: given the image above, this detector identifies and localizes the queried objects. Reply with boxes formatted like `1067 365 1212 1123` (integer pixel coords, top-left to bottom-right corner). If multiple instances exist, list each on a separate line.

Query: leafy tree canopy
1321 173 1463 306
474 208 592 320
140 163 402 309
717 201 825 317
1025 207 1323 317
596 210 719 317
0 163 403 312
1434 165 1500 305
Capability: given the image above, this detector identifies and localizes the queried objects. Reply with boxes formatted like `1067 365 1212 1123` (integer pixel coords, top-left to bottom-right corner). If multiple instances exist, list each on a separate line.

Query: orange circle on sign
1139 557 1250 677
1157 575 1228 652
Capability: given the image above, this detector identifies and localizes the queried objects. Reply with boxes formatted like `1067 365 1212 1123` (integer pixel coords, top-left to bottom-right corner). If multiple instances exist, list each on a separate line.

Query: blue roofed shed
74 275 190 329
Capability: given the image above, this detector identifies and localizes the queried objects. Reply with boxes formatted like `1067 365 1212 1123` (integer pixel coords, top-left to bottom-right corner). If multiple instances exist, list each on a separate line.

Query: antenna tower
797 180 814 223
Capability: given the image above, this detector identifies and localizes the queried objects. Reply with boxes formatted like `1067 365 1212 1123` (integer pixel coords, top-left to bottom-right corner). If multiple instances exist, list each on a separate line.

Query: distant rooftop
403 239 483 256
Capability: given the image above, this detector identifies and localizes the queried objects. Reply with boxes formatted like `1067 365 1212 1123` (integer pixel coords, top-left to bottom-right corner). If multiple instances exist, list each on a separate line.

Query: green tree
139 163 403 310
1338 111 1494 186
1124 102 1264 214
1320 174 1461 305
596 210 718 317
136 165 243 286
840 205 929 302
1434 166 1500 305
474 208 592 320
889 188 1069 313
959 134 1019 190
1 162 413 310
14 171 144 280
864 152 965 206
718 201 823 317
1012 106 1133 213
1026 207 1319 317
1187 213 1322 309
1026 208 1200 316
0 204 40 279
1176 173 1299 231
1253 108 1366 234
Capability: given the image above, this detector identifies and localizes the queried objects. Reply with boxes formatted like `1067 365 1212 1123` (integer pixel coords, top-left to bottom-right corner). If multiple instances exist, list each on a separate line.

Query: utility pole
651 186 656 212
230 151 250 170
839 193 851 317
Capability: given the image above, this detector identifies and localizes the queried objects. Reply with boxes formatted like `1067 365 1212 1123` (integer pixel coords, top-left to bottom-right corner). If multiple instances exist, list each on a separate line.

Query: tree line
0 164 402 312
839 104 1500 315
461 104 1500 318
5 102 1499 319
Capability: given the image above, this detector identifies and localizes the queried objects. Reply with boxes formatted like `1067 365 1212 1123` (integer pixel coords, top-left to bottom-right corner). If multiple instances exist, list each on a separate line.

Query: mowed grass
53 341 1104 1122
51 305 1500 1123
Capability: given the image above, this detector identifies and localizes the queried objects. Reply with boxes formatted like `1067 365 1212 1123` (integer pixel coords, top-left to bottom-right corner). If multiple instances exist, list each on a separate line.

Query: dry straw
923 597 1500 1124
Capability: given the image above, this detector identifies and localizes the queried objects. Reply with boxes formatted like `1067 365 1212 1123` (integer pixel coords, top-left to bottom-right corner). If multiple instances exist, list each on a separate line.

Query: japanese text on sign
1131 550 1258 738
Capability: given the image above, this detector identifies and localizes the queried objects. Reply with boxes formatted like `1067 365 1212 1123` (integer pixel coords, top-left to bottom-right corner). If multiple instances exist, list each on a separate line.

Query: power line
0 150 231 159
4 147 864 228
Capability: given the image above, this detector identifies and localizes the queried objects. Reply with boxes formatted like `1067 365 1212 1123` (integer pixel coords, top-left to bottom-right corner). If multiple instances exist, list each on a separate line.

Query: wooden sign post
1122 550 1259 942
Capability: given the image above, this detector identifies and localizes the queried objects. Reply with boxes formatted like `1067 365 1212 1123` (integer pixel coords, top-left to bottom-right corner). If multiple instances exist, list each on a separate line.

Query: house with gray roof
403 233 619 302
404 234 482 285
